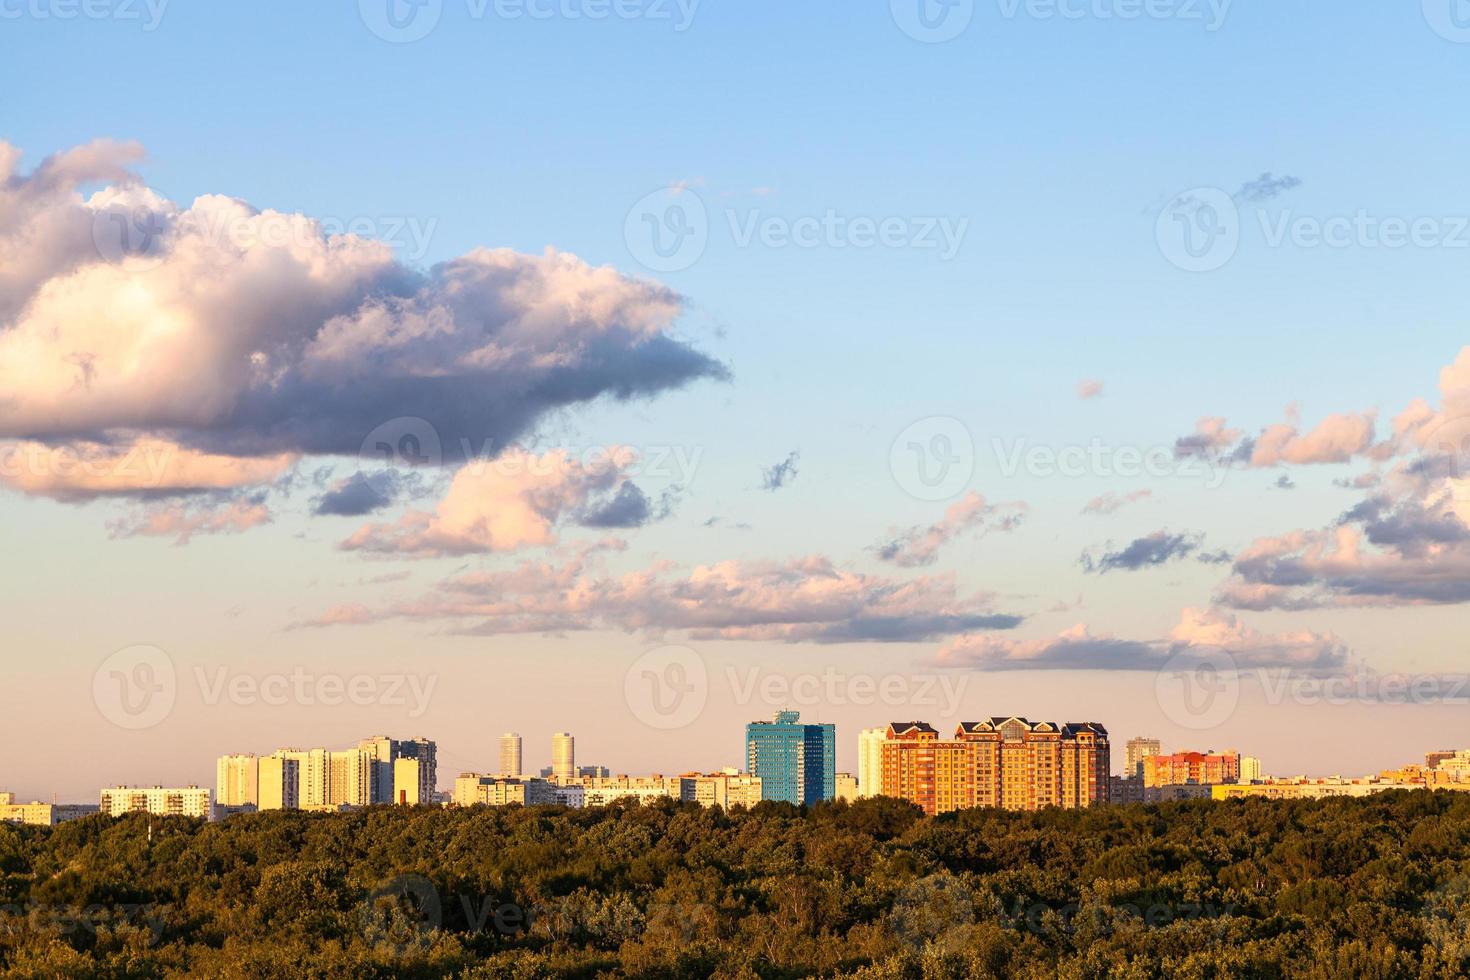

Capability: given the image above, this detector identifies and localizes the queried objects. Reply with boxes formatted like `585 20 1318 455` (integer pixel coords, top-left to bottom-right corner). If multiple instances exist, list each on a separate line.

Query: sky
3 1 1470 801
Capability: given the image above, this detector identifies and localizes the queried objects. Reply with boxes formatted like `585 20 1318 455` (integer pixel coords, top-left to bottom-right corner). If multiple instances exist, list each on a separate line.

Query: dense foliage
3 791 1470 978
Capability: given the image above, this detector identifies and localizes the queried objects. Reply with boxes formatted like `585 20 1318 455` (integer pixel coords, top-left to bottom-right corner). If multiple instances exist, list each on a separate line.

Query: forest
2 791 1470 978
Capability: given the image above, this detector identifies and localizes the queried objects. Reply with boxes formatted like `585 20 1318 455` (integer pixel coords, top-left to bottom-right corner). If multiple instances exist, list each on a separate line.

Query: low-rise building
678 770 763 808
452 774 556 807
100 786 211 818
0 792 100 826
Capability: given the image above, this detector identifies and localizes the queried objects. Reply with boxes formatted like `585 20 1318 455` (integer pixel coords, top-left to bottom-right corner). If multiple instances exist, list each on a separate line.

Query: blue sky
3 1 1470 799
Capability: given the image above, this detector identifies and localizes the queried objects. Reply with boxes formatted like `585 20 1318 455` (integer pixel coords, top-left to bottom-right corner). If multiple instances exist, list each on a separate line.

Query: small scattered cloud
1081 489 1152 516
1081 529 1206 574
1234 173 1302 204
761 450 800 492
107 494 272 545
873 491 1026 568
1076 379 1105 400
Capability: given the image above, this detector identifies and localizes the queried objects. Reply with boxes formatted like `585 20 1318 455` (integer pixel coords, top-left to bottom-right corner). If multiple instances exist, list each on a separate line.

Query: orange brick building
1141 751 1240 788
879 717 1110 816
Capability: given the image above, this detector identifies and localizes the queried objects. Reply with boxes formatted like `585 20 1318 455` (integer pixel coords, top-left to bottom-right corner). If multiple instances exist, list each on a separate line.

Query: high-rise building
1142 751 1241 788
552 732 576 783
100 786 211 819
258 753 299 811
216 754 259 807
393 758 423 804
858 727 887 798
745 711 835 805
879 718 1110 816
1239 756 1263 783
358 736 438 803
1125 737 1162 777
327 749 374 806
500 733 523 777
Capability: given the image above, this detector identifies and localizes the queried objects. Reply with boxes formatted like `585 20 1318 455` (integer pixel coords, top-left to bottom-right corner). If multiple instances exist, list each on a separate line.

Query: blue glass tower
745 711 835 805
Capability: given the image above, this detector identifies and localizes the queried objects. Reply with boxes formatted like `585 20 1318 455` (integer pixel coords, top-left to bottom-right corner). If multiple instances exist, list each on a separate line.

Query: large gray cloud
0 140 726 499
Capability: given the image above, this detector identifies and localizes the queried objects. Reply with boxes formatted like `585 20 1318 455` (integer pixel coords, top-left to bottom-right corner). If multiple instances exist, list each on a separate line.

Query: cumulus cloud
761 451 800 492
873 491 1026 567
935 606 1348 675
1081 489 1152 516
1212 348 1470 609
1174 408 1379 469
1081 530 1207 573
107 495 272 545
0 438 294 501
0 140 723 509
293 551 1023 642
1076 379 1104 400
340 447 645 557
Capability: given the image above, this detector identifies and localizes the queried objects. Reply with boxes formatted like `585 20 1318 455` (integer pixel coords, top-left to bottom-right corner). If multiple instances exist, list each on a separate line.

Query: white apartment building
216 754 259 807
678 770 763 808
858 728 887 798
100 786 211 819
453 774 557 807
